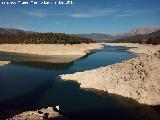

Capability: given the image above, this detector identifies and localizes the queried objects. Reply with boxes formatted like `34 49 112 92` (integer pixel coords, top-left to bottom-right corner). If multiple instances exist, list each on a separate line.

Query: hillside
0 28 33 34
0 29 96 44
72 27 160 42
111 30 160 45
0 27 159 44
129 27 160 35
113 27 160 36
72 33 114 41
72 33 130 41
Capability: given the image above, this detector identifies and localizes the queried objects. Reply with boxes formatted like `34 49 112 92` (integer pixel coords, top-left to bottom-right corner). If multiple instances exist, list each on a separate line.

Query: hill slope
0 32 96 44
112 30 160 45
0 28 33 34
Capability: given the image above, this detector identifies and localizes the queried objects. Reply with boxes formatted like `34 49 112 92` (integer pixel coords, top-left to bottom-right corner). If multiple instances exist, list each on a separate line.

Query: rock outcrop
60 44 160 105
8 107 68 120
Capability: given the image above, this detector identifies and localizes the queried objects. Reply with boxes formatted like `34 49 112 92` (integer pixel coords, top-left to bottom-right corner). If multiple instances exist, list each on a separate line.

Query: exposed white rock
60 44 160 105
8 107 66 120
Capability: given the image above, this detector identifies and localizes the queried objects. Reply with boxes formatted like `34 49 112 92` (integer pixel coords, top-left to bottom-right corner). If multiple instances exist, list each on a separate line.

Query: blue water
0 45 140 120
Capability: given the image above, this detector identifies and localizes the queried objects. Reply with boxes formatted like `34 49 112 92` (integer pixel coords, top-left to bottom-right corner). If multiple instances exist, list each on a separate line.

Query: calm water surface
0 45 139 120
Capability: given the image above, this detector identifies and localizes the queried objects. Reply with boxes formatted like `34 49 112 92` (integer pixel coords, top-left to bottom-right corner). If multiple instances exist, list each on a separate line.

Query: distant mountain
72 33 114 41
111 29 160 45
129 27 160 35
149 29 160 35
73 27 160 41
72 33 131 41
72 33 132 41
0 28 34 34
1 27 159 42
75 27 160 41
113 27 160 37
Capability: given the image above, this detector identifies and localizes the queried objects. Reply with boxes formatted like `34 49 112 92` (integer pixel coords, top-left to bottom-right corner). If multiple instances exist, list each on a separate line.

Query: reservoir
0 45 142 120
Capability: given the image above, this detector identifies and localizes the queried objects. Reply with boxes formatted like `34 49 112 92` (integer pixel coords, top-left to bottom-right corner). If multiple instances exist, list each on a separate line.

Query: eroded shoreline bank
0 44 103 56
0 44 103 63
60 43 160 105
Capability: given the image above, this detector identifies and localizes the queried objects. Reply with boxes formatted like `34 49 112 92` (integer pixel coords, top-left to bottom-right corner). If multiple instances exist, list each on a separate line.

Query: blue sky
0 0 160 34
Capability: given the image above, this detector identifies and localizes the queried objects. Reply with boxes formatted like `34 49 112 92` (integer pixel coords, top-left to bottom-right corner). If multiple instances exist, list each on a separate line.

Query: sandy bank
60 44 160 105
106 43 160 55
7 107 68 120
0 61 10 67
0 44 103 56
0 44 103 63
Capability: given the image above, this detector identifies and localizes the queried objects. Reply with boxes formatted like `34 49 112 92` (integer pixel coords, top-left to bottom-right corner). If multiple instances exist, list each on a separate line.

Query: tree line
0 33 96 44
111 30 160 45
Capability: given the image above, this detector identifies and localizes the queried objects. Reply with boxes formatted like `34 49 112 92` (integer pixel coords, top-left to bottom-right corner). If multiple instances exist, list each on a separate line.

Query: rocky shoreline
60 43 160 105
3 107 68 120
2 43 160 119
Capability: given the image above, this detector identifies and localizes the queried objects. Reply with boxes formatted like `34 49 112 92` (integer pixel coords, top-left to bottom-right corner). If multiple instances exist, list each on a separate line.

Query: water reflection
8 52 95 71
0 80 54 110
77 52 95 61
11 61 74 70
0 80 159 120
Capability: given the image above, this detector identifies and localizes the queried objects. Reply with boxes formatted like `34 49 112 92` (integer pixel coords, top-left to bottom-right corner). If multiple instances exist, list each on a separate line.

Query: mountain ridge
0 27 159 41
73 27 160 41
111 29 160 45
0 28 34 34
